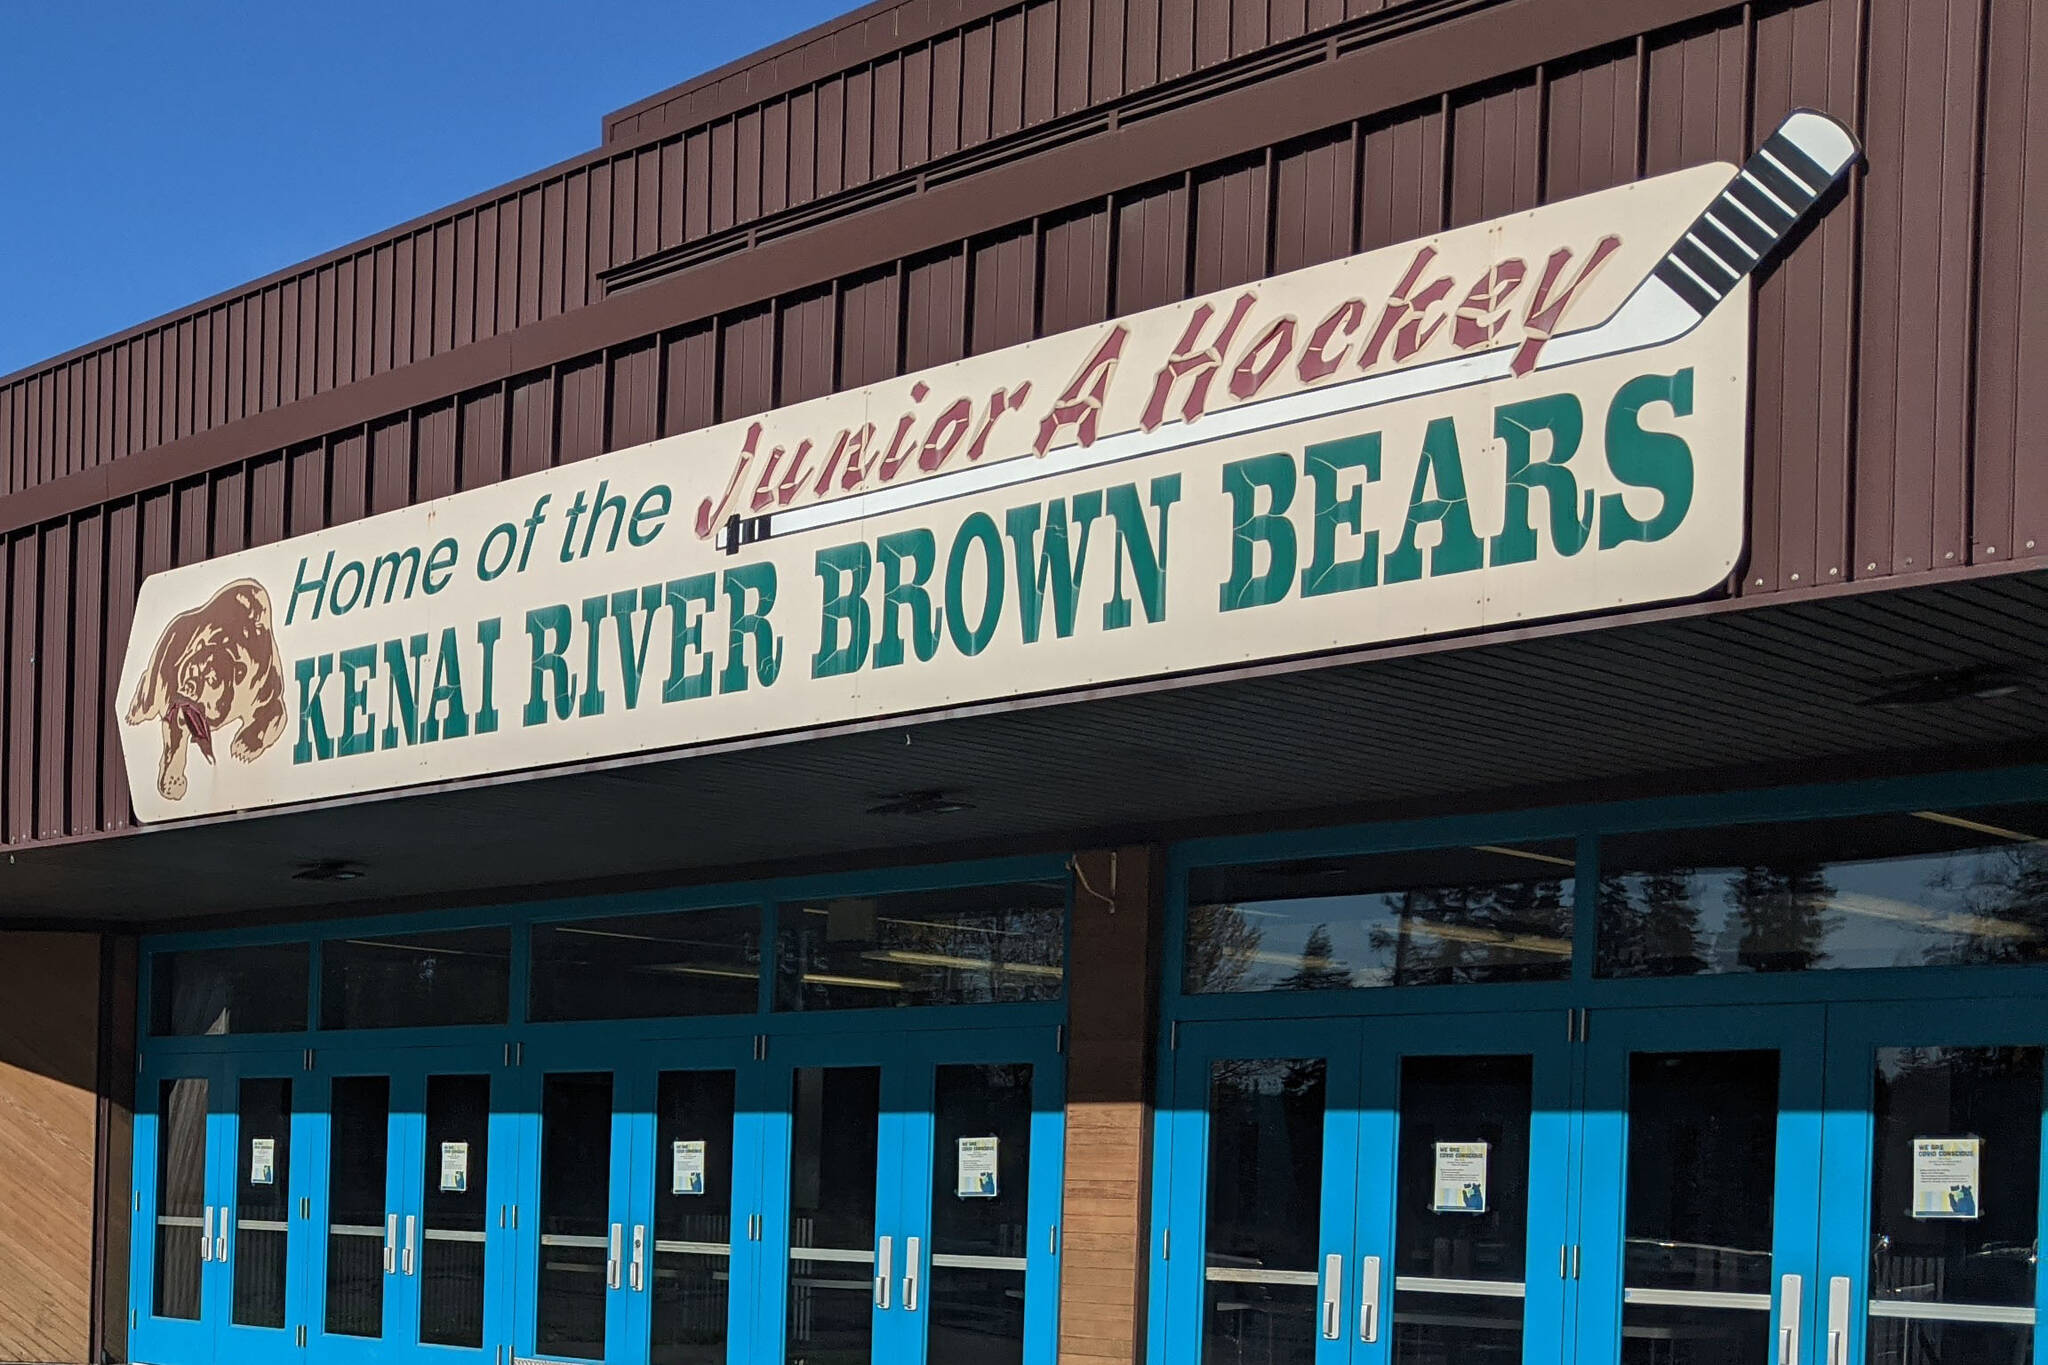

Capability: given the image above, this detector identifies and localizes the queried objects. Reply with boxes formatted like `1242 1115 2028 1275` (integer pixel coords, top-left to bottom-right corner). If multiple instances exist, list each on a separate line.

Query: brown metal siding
1 0 2043 851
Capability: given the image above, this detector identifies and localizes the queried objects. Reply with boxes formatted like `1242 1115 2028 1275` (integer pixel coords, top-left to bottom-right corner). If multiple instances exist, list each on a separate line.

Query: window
1596 804 2048 977
321 927 511 1030
775 881 1066 1010
530 906 762 1021
150 944 310 1036
1184 841 1576 993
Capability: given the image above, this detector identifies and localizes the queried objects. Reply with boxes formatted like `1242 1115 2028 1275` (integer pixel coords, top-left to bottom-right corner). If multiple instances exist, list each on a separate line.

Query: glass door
133 1055 228 1364
1159 1019 1364 1365
514 1046 638 1365
1352 1012 1574 1365
1817 998 2048 1365
1574 1005 1826 1365
888 1027 1065 1365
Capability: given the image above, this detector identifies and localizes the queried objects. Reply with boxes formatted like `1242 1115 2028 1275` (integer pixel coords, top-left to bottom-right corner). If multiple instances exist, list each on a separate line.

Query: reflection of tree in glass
1276 924 1352 992
1599 872 1709 976
1367 878 1571 986
1183 904 1265 994
1728 864 1839 972
1926 842 2048 966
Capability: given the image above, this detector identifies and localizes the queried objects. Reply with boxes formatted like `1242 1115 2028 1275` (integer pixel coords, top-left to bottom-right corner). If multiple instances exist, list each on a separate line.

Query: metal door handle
215 1206 228 1265
1359 1254 1382 1342
1826 1275 1851 1365
630 1224 645 1292
200 1206 214 1262
874 1235 893 1309
1778 1272 1802 1365
607 1224 622 1290
1322 1253 1343 1340
402 1215 416 1276
903 1236 921 1313
384 1214 398 1274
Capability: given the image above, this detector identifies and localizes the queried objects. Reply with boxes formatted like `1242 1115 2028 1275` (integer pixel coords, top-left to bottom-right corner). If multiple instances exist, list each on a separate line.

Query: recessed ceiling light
1863 666 2029 707
866 790 973 817
294 859 365 882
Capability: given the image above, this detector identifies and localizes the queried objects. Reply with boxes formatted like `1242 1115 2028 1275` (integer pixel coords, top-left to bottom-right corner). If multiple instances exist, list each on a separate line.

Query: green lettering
291 655 334 764
379 633 429 749
337 646 375 757
1301 434 1381 598
662 575 717 703
578 594 608 718
1006 492 1102 644
720 564 783 694
813 542 874 679
474 618 501 735
1104 474 1181 629
609 585 661 709
876 529 942 668
1488 394 1591 566
1384 417 1482 584
523 605 576 726
1599 368 1696 549
1220 453 1297 611
421 628 469 743
945 513 1006 657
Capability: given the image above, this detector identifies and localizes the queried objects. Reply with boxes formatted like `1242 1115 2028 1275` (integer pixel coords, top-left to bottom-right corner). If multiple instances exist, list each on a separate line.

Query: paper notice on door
672 1140 707 1196
1432 1142 1489 1214
1912 1137 1981 1219
250 1137 276 1186
440 1141 470 1193
957 1136 1000 1199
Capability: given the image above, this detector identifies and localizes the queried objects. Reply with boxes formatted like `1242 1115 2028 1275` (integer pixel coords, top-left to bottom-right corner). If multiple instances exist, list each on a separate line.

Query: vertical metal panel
1449 74 1542 228
1642 10 1748 176
4 536 31 843
844 67 875 189
329 428 369 526
931 31 965 159
416 402 458 502
838 267 903 389
779 289 839 406
1024 1 1060 124
495 198 522 336
1544 41 1642 201
460 386 509 490
1057 0 1092 114
963 22 996 148
720 306 778 422
100 500 139 834
1040 202 1113 335
67 511 103 837
790 88 820 207
1272 126 1357 274
902 43 934 167
1195 0 1232 69
971 225 1037 355
370 418 413 516
175 481 208 568
904 247 970 373
210 469 246 558
508 372 555 479
1191 153 1270 293
872 55 904 180
993 9 1030 137
657 142 686 253
248 453 286 548
1358 99 1447 252
633 148 662 264
607 342 661 454
434 221 459 354
557 358 606 464
518 191 545 328
453 215 479 348
1114 175 1191 314
288 442 327 539
37 522 70 838
661 323 719 437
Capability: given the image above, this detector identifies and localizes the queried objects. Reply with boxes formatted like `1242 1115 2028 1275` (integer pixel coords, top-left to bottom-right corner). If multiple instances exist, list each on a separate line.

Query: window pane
420 1074 491 1348
652 1071 737 1365
787 1067 881 1365
928 1064 1034 1365
536 1073 613 1361
321 927 511 1030
324 1076 390 1338
531 907 761 1022
151 944 309 1036
775 882 1065 1011
1598 804 2048 977
1185 844 1576 993
233 1077 292 1328
1202 1058 1326 1365
152 1077 209 1320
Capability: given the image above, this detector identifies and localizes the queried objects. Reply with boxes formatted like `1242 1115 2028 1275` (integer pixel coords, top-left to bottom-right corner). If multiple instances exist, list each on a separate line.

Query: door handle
215 1206 229 1265
1826 1275 1851 1365
607 1224 622 1290
903 1236 921 1313
1778 1273 1802 1365
1359 1254 1382 1343
874 1235 893 1310
200 1206 214 1262
402 1215 416 1277
1321 1253 1343 1340
630 1224 646 1293
384 1214 398 1275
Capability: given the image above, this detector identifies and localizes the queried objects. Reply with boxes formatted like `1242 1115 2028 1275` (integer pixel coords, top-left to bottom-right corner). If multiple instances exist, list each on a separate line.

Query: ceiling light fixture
865 789 974 817
293 859 365 883
1863 665 2030 707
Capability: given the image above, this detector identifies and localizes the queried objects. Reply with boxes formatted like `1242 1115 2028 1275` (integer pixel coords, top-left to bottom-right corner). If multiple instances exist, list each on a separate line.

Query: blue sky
0 2 852 377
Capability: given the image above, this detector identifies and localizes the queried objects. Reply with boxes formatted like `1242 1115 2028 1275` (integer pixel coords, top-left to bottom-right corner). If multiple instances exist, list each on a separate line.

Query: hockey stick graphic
718 109 1859 552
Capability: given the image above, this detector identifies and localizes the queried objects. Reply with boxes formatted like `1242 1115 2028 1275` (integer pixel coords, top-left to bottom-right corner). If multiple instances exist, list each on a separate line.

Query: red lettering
1142 294 1257 431
1511 236 1622 376
873 411 921 484
1036 327 1128 456
917 398 975 473
1358 248 1455 371
1298 299 1365 383
1229 316 1298 401
812 425 874 497
968 384 1032 463
774 438 818 505
694 423 760 538
1452 260 1529 351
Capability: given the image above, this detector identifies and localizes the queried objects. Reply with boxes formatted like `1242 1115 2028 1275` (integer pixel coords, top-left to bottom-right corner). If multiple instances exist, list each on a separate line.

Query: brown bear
126 578 288 801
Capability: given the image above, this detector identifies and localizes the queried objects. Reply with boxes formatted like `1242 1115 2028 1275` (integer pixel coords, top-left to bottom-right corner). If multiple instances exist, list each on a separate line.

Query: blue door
758 1024 1066 1365
1573 1005 1826 1365
1816 996 2048 1365
304 1042 515 1365
1160 1011 1571 1365
133 1049 316 1365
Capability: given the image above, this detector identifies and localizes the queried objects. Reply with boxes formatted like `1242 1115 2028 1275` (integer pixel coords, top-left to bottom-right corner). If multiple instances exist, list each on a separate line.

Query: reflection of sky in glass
1600 842 2048 976
1186 878 1573 993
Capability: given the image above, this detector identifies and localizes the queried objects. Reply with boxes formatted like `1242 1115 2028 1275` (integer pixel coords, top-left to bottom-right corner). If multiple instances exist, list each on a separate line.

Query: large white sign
114 114 1858 822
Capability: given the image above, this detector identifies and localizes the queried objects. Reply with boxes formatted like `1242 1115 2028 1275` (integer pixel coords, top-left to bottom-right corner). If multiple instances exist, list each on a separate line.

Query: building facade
3 2 2048 1365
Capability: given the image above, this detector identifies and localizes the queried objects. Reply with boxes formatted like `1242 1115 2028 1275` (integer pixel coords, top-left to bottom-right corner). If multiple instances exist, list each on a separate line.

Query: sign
957 1136 1000 1199
1912 1137 1981 1220
440 1141 470 1194
114 114 1857 822
672 1140 707 1196
250 1137 276 1187
1432 1141 1489 1214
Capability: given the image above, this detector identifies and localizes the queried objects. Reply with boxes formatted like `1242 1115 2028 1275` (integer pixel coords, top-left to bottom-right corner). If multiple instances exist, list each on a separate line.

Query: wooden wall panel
0 932 100 1365
1059 847 1161 1365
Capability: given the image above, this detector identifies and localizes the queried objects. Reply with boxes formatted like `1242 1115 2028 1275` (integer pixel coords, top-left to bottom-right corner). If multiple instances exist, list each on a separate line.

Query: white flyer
250 1137 276 1186
440 1141 470 1193
957 1136 1000 1199
672 1140 707 1196
1912 1138 1981 1220
1432 1142 1489 1214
